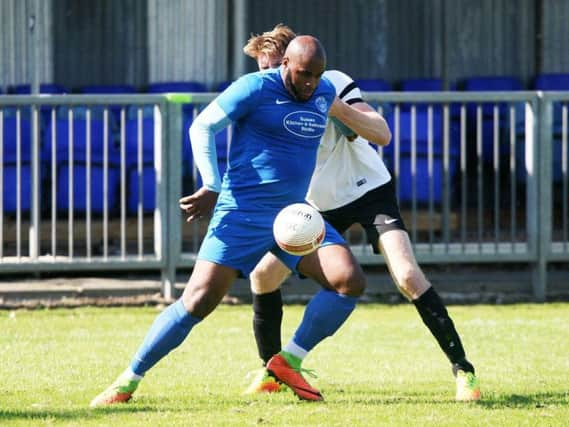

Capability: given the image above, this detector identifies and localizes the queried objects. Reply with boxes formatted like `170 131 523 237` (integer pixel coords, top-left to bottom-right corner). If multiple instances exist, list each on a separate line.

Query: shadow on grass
478 392 569 409
331 389 569 408
2 392 566 420
0 405 154 421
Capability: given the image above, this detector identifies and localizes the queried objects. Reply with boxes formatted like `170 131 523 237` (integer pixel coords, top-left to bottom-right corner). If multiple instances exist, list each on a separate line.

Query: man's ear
281 56 289 67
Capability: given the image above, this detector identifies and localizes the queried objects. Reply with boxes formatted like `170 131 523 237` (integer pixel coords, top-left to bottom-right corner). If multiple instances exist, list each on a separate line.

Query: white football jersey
306 70 392 211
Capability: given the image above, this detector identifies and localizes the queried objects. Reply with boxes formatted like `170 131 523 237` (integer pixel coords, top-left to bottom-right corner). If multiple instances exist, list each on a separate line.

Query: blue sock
291 289 358 352
130 299 201 376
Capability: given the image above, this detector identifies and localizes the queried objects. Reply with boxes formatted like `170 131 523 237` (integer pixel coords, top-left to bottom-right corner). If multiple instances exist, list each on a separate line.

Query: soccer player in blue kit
90 35 366 406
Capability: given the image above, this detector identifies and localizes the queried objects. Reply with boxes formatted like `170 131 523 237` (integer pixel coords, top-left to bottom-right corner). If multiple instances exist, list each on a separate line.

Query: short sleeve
215 73 263 121
323 70 363 105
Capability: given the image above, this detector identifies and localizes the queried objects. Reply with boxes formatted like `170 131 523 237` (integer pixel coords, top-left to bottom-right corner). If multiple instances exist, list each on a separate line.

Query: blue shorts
197 208 345 278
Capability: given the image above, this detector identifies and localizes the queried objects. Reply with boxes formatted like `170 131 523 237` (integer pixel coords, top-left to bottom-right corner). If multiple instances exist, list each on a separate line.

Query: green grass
1 303 568 426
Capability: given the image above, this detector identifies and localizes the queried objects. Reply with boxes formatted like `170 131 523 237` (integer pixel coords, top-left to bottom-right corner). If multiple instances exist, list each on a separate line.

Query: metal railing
0 94 173 294
0 91 567 301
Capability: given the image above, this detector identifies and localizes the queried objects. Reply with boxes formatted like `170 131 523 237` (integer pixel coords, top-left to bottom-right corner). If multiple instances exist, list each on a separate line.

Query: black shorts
320 179 407 254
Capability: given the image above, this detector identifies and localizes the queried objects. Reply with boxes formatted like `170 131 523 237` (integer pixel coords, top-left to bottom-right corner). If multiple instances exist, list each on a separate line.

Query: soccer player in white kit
241 24 481 402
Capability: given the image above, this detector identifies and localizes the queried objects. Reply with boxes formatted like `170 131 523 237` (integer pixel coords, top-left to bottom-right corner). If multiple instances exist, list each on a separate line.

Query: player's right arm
181 74 261 222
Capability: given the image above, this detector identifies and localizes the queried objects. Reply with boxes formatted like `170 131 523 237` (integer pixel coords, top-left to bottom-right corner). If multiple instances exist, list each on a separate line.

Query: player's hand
179 187 219 223
329 97 358 141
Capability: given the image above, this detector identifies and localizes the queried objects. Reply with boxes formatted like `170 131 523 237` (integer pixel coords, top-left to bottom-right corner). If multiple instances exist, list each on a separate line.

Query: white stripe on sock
283 340 308 360
123 368 144 381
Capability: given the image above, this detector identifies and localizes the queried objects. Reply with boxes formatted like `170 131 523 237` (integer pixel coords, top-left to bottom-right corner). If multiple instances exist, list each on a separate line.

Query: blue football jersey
214 67 335 212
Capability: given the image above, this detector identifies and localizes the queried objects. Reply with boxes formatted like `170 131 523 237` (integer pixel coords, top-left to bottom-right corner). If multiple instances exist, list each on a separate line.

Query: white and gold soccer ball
273 203 326 256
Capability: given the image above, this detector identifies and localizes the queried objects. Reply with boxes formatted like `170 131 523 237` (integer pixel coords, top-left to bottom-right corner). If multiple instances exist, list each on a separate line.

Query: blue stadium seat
384 109 458 203
533 73 569 91
7 83 68 127
216 80 233 92
385 110 448 155
125 106 155 165
147 81 208 192
354 78 392 92
400 78 443 113
533 73 569 132
2 109 33 214
2 109 32 162
533 73 569 181
57 165 121 214
44 106 119 213
3 165 32 214
124 104 229 213
147 81 208 117
147 81 207 94
146 81 207 122
80 84 137 94
464 76 522 115
125 106 156 214
44 107 119 164
463 76 524 160
80 84 138 125
8 83 68 94
397 154 452 204
127 167 155 214
401 78 443 92
465 76 522 92
353 78 392 113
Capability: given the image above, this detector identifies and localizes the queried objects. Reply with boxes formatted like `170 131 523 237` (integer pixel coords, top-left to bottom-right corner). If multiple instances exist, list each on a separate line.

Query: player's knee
395 266 428 297
334 266 366 297
181 284 223 319
250 264 284 294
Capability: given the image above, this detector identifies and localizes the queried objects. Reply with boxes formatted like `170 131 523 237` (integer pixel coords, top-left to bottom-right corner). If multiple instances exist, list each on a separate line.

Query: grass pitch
1 303 568 426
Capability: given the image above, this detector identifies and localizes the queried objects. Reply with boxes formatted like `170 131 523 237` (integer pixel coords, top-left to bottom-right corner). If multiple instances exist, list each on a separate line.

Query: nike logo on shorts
276 99 292 104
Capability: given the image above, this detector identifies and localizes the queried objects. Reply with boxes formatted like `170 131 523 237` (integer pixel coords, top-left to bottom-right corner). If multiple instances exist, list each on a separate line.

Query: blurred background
0 0 568 304
1 0 568 91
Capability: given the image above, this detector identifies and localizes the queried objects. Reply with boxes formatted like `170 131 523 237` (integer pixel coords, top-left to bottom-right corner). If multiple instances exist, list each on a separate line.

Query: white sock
122 368 144 381
282 340 308 360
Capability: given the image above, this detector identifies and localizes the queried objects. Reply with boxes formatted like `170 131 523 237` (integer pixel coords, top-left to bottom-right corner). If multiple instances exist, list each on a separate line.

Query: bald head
283 35 327 66
281 36 327 102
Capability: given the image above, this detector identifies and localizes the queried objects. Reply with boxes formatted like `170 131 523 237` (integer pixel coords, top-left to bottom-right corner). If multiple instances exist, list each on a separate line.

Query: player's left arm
328 98 391 146
182 74 262 222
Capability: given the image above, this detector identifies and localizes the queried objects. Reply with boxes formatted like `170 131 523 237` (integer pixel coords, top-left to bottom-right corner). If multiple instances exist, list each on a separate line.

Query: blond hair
243 24 296 59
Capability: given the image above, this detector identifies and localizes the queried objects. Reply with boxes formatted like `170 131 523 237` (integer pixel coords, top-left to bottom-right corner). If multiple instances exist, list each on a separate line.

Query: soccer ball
273 203 326 256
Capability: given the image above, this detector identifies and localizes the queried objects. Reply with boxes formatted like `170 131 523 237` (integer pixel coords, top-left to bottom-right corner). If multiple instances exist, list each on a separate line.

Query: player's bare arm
328 97 391 146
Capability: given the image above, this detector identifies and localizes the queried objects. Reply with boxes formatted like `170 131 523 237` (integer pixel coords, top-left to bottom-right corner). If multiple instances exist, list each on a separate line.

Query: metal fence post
29 105 40 259
28 0 41 258
532 93 552 301
159 100 183 300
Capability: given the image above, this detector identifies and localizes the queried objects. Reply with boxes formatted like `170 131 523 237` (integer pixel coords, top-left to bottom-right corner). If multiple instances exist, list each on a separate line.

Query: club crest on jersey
283 111 327 138
315 96 328 113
